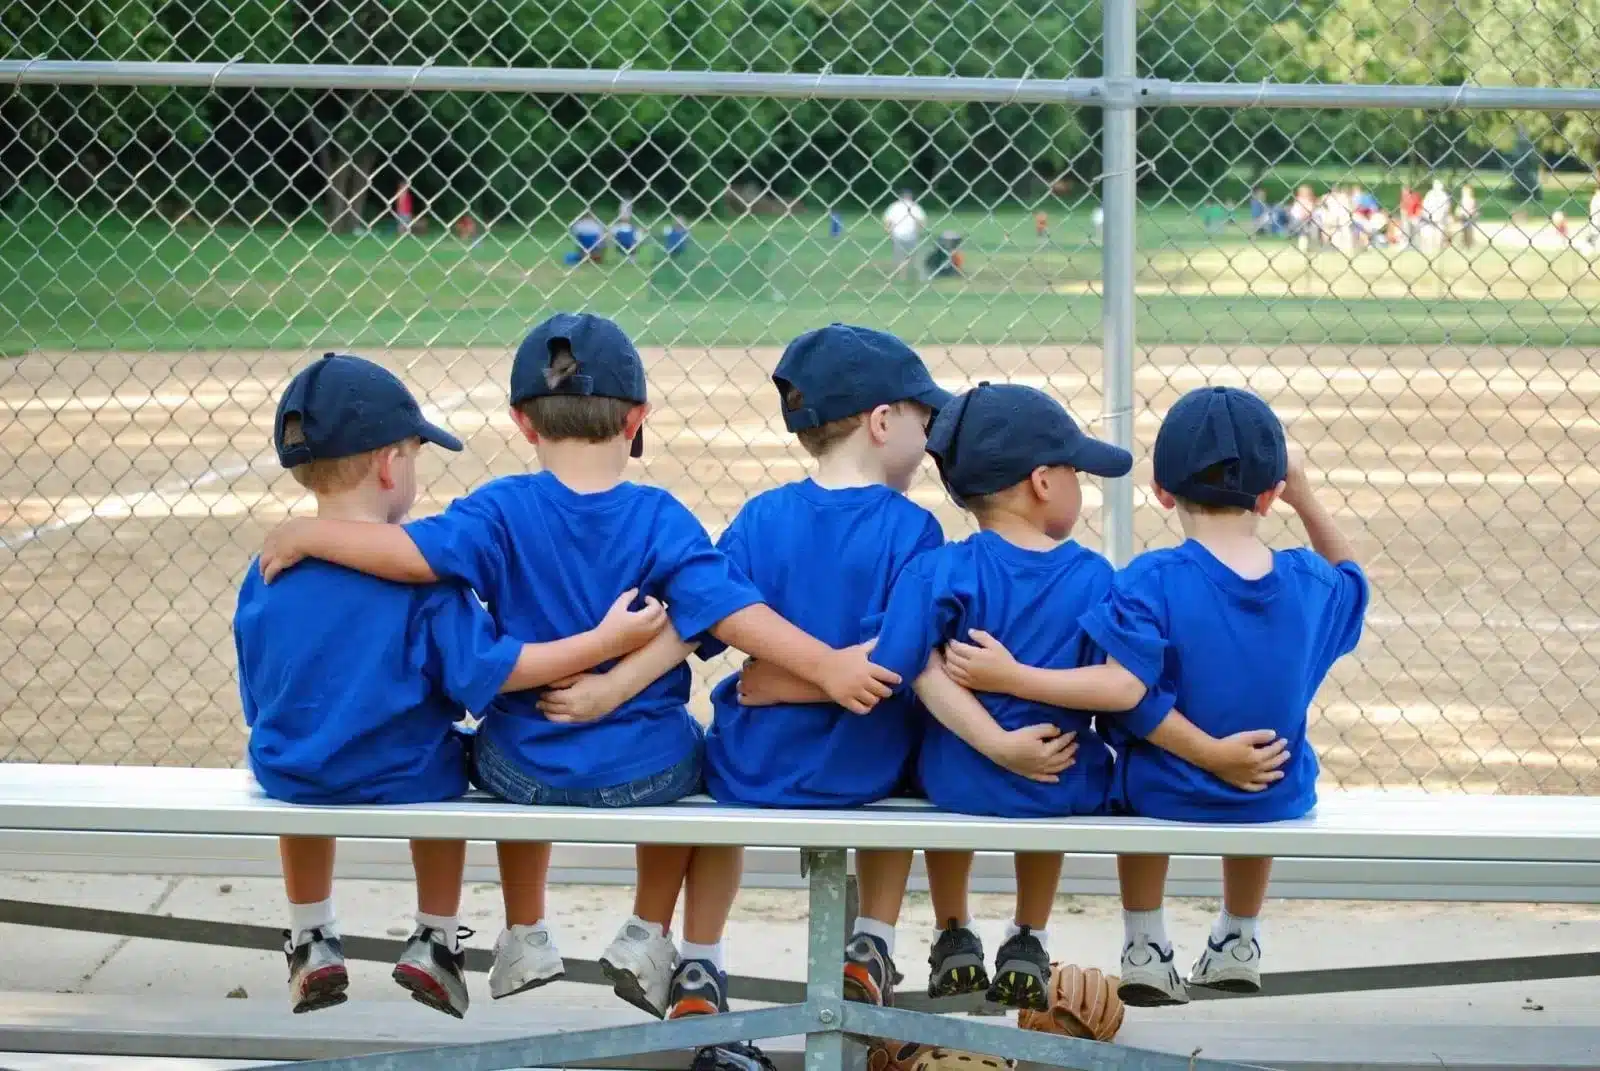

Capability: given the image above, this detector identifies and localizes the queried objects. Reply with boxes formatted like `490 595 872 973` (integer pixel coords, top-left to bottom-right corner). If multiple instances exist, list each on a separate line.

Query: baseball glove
909 1047 1016 1071
866 1039 933 1071
1016 962 1124 1043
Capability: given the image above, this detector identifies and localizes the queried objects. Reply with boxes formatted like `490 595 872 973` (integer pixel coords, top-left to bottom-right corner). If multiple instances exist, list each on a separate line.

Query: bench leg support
803 848 852 1071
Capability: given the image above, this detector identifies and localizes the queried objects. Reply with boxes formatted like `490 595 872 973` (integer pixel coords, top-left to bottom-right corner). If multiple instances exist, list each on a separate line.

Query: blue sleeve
1079 564 1169 688
1120 676 1179 738
714 508 754 581
1316 558 1370 668
862 510 946 639
403 488 507 599
868 553 964 688
418 583 525 715
650 498 764 657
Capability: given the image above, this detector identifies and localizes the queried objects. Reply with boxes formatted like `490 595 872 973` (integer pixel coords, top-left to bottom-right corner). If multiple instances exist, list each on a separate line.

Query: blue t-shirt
870 530 1117 818
234 560 522 805
1082 539 1370 823
405 472 763 789
703 480 943 807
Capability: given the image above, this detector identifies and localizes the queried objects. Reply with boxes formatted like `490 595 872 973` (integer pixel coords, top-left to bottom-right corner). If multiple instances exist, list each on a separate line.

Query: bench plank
1 766 1598 864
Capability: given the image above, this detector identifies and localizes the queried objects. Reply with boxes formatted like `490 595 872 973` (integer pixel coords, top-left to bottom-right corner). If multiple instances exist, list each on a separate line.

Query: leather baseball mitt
866 1039 933 1071
909 1048 1016 1071
1016 962 1124 1043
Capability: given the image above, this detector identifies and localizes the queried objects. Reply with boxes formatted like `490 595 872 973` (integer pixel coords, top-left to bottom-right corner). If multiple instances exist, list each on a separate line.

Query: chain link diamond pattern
3 1 1598 795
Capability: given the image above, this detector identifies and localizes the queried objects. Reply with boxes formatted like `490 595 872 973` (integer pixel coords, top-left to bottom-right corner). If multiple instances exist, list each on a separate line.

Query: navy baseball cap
1153 385 1288 509
274 353 462 468
510 313 648 458
927 381 1131 501
772 323 954 431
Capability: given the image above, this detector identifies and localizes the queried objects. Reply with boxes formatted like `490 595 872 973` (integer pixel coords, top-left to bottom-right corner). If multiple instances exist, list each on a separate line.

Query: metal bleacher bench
0 764 1598 1071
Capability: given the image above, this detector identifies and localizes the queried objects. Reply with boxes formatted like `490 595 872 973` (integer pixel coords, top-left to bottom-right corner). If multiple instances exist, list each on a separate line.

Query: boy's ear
864 403 894 444
1150 480 1177 511
623 402 651 439
1254 480 1286 516
374 445 399 490
1028 466 1052 499
508 406 540 444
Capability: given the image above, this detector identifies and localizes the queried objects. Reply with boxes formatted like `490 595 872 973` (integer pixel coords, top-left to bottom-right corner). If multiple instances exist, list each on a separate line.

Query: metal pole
803 849 850 1071
1101 0 1139 567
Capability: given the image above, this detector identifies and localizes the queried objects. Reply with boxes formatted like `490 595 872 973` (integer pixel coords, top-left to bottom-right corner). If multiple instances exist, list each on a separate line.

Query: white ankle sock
680 940 725 969
289 898 335 939
417 911 460 950
1123 908 1169 951
627 915 667 940
1212 910 1259 944
1005 921 1049 947
853 915 896 956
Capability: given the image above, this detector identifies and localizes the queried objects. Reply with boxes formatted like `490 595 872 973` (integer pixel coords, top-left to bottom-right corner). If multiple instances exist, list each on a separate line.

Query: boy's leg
844 848 913 1005
923 850 988 998
668 845 744 1019
489 841 566 999
600 844 691 1018
393 839 471 1018
1116 854 1187 1007
1190 856 1272 995
279 835 347 1014
988 851 1061 1011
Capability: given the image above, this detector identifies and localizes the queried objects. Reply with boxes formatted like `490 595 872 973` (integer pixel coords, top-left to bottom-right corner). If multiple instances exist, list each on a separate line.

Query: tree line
2 0 1593 228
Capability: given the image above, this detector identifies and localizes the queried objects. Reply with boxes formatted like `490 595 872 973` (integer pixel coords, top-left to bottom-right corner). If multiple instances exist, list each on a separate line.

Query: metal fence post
803 848 850 1071
1101 0 1139 568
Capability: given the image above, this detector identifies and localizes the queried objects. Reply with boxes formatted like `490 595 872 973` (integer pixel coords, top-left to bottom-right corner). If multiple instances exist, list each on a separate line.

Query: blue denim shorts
471 731 703 807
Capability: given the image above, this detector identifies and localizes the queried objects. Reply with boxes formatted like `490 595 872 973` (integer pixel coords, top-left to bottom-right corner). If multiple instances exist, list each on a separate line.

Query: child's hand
596 588 668 655
990 724 1078 783
537 673 624 724
1201 730 1290 792
259 518 314 583
736 658 783 707
815 644 901 715
942 630 1021 694
1279 446 1312 512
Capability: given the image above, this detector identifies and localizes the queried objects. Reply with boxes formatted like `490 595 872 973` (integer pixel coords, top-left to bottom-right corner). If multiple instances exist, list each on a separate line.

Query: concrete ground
1 870 1596 1071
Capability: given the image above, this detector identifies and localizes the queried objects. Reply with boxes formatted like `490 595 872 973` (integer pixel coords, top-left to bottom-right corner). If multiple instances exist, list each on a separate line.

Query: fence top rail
7 60 1600 113
1 765 1598 864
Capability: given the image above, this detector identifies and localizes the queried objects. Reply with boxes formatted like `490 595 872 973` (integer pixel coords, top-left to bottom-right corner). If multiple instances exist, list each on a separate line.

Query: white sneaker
488 924 565 999
1117 935 1189 1007
599 918 679 1018
1189 932 1262 994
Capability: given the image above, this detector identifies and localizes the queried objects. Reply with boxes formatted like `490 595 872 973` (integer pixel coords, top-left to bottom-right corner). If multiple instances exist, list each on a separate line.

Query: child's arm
1280 449 1357 566
501 589 668 694
538 625 700 724
915 650 1076 783
942 630 1146 711
711 605 901 715
737 654 834 706
1143 711 1290 793
261 518 433 584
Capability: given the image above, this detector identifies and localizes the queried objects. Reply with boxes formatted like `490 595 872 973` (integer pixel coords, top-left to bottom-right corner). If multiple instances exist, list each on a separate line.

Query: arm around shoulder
261 517 436 584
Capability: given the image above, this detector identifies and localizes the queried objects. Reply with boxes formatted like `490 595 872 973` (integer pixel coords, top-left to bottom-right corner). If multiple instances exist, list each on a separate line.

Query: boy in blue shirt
959 386 1367 1007
256 314 901 1019
860 382 1141 1011
235 353 668 1018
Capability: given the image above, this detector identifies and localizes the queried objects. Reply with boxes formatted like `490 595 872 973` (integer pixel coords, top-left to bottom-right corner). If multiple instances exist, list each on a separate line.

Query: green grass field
5 201 1600 354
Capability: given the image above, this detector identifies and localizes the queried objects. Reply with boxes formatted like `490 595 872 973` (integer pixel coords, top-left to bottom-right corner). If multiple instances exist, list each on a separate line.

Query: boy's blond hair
515 347 635 443
282 415 417 494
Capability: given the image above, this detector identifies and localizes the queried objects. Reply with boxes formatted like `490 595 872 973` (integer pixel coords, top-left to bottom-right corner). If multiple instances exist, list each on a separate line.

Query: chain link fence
3 0 1599 795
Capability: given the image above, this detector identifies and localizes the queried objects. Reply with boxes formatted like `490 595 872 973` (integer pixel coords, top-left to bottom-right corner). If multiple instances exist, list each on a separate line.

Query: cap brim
630 427 644 459
1069 436 1133 478
418 420 464 452
913 384 957 414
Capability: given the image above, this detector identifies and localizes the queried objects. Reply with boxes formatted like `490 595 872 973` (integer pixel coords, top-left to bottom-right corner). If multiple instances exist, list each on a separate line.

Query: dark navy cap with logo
510 312 649 458
274 353 462 468
1153 385 1288 509
927 381 1132 501
771 323 954 431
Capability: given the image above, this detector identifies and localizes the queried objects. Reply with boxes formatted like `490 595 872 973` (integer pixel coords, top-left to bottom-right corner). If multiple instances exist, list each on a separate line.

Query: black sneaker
667 958 728 1019
392 924 473 1018
690 1041 778 1071
927 918 989 998
986 926 1050 1010
284 926 348 1014
842 933 896 1006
